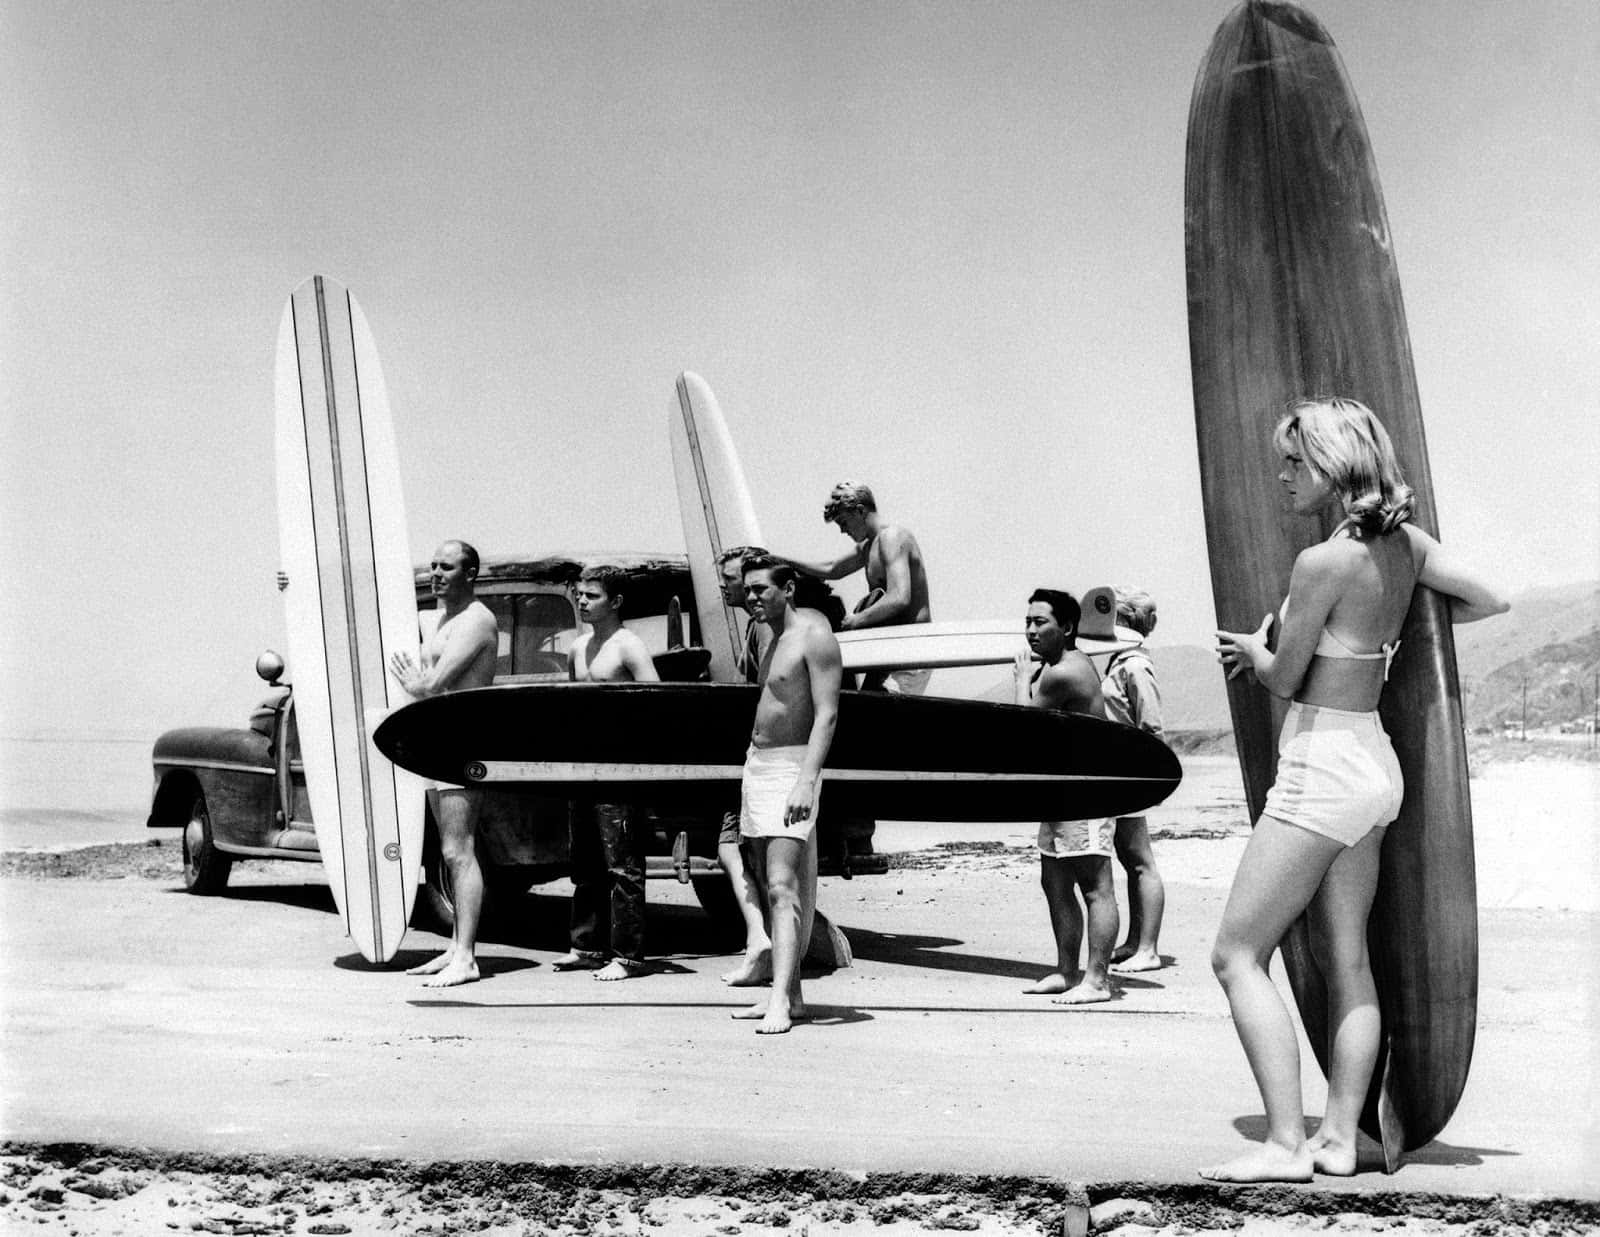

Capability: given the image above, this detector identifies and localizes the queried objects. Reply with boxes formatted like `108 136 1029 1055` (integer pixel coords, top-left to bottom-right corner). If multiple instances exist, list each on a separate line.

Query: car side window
512 593 578 673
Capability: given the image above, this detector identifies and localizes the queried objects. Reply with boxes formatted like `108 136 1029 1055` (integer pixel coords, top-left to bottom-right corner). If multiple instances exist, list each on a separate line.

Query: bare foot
1022 971 1076 995
551 952 605 972
406 950 455 976
1307 1132 1358 1176
594 959 648 982
420 957 480 988
1198 1142 1313 1183
733 999 810 1034
1111 941 1136 963
1051 980 1112 1006
721 949 773 987
1111 950 1163 974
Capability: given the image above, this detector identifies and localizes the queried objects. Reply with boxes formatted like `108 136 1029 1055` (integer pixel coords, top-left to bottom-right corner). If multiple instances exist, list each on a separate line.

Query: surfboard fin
1376 1045 1405 1173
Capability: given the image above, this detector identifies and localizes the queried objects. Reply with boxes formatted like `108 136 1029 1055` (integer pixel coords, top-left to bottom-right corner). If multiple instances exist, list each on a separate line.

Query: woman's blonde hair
1274 397 1415 537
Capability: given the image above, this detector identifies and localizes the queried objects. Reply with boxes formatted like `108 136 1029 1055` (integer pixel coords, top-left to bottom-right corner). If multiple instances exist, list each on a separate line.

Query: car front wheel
182 789 232 894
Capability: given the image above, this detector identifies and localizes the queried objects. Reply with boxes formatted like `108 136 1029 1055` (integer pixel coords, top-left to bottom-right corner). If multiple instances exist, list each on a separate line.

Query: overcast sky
2 0 1595 741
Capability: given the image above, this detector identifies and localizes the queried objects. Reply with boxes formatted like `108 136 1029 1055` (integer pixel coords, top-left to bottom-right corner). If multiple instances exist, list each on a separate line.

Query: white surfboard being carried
836 587 1142 675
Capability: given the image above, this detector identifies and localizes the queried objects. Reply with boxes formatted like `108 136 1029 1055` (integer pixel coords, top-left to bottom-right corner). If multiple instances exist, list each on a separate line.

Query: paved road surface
2 827 1594 1204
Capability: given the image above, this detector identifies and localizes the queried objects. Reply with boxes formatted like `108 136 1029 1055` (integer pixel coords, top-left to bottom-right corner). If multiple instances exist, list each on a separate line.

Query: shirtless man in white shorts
1014 587 1119 1006
389 540 499 988
734 555 842 1034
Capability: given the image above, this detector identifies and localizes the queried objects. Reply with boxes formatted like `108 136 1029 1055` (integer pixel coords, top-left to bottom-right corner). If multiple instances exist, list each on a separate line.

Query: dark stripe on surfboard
291 284 356 939
313 277 384 961
342 289 406 919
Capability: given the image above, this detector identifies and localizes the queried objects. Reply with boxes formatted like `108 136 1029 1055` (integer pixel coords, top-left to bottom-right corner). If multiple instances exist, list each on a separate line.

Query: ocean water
1 740 1593 911
0 737 157 849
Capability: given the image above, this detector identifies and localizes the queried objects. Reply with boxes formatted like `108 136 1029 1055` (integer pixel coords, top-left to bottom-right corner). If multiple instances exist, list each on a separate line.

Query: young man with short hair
1014 588 1119 1006
783 481 932 693
556 563 660 981
733 555 842 1033
713 546 774 986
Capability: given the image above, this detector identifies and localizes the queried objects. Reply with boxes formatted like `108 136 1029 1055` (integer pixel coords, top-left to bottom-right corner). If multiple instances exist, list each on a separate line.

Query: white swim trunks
1037 817 1115 859
1263 701 1403 847
740 745 818 841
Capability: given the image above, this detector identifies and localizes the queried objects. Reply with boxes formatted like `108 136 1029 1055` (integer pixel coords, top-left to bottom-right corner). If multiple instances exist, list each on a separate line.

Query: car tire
182 789 232 895
691 874 748 944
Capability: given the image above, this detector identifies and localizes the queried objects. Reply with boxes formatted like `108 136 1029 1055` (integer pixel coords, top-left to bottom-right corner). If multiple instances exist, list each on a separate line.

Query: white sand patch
1470 762 1599 911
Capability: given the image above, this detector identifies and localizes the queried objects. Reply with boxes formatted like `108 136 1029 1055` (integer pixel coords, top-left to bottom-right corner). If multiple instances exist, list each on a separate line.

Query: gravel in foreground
3 1146 1596 1236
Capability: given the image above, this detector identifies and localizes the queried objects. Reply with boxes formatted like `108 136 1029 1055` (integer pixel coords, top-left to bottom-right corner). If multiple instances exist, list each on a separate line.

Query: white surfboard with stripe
669 372 763 684
274 275 424 964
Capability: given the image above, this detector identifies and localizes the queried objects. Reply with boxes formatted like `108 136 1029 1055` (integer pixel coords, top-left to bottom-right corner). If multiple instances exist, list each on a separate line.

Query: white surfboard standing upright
669 372 764 684
274 275 424 964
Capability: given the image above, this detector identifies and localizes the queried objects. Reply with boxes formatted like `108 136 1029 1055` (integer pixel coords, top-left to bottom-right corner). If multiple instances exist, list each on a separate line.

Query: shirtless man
389 540 500 988
713 546 774 986
734 555 842 1033
1014 588 1120 1006
784 481 932 693
554 563 660 981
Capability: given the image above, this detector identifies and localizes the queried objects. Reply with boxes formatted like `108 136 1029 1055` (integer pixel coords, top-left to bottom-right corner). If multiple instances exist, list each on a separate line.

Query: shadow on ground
1229 1115 1520 1172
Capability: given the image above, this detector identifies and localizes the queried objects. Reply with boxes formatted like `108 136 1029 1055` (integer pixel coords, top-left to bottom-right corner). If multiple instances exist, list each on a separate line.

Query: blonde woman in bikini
1206 398 1507 1183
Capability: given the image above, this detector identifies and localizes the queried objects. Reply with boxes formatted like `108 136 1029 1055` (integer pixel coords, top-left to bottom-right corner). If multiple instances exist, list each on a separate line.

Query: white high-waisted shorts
1263 701 1404 847
740 745 818 841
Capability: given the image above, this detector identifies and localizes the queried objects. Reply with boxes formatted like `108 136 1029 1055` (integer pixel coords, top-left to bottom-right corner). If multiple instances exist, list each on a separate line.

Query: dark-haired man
714 546 774 985
555 563 660 981
390 540 500 988
1014 588 1119 1006
734 554 842 1033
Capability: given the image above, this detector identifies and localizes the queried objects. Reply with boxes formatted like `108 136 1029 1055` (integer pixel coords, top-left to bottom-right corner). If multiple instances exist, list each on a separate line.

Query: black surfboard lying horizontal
372 682 1182 822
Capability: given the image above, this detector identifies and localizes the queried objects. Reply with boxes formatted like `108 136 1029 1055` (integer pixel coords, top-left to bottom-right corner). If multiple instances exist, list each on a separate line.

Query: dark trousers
568 801 646 964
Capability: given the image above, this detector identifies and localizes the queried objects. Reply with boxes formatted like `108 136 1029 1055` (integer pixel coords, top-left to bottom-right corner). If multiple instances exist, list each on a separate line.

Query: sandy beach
2 752 1596 1235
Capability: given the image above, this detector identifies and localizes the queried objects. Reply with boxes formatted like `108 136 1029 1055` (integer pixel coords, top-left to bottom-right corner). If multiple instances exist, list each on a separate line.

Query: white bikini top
1279 599 1401 681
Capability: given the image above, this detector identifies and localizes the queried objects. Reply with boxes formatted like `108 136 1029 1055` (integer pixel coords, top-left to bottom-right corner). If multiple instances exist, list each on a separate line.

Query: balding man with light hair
390 539 500 987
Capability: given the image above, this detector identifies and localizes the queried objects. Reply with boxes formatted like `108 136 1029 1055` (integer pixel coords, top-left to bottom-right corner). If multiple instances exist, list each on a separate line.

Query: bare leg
1054 856 1116 1005
1200 816 1342 1183
1112 816 1166 972
1305 826 1386 1176
733 835 816 1033
719 835 773 986
410 789 483 988
1023 855 1082 994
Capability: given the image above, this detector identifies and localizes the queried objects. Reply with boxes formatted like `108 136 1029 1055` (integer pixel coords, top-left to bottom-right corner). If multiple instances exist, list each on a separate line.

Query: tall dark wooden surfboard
1186 1 1476 1164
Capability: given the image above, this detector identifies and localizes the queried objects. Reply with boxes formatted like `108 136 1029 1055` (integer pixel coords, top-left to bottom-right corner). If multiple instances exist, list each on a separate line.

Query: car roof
413 552 694 616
